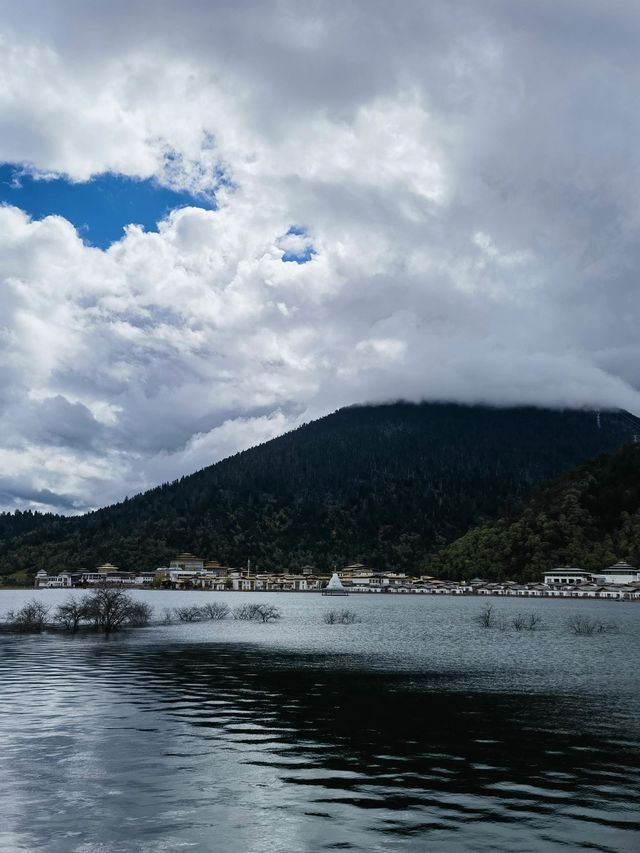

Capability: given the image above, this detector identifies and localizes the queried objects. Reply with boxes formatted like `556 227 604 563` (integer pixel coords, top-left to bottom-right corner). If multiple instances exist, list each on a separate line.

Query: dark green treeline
0 402 635 581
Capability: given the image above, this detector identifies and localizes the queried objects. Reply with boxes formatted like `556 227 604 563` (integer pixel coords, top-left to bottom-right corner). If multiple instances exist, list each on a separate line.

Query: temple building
169 553 205 572
591 561 640 585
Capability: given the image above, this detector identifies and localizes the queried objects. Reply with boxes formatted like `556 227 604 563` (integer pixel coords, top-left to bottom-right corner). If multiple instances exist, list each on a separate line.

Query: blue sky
0 164 213 248
281 226 316 263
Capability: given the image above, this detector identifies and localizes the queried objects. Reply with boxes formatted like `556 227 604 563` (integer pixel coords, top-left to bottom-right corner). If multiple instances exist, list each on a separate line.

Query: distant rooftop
96 562 119 571
548 567 587 572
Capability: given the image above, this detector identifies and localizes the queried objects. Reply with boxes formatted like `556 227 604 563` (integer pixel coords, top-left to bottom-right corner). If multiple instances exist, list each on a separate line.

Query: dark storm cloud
0 478 87 511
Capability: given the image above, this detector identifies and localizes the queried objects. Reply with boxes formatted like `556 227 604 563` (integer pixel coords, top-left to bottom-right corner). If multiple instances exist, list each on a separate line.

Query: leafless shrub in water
526 613 543 631
4 589 152 634
174 605 205 623
511 612 527 631
323 609 360 624
125 601 153 627
84 587 153 633
233 603 281 622
476 604 543 633
6 599 50 632
54 596 89 632
568 615 617 636
476 603 496 628
511 612 543 631
200 602 230 620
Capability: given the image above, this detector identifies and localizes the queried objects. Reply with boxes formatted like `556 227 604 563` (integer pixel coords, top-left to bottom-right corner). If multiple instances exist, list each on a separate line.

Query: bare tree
476 603 496 628
6 599 50 632
54 596 89 632
126 601 153 627
323 609 360 624
174 605 206 622
254 603 281 623
511 612 526 631
512 612 543 631
526 613 543 631
84 586 152 633
568 615 617 636
200 602 230 620
232 603 258 621
232 603 281 622
4 589 153 634
170 603 229 623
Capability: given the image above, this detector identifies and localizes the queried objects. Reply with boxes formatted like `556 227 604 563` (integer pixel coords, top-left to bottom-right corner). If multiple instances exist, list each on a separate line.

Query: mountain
429 442 640 582
0 402 637 581
0 510 59 540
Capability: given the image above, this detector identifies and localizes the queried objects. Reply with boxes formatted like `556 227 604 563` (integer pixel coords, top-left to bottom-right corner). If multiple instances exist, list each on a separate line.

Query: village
32 554 640 601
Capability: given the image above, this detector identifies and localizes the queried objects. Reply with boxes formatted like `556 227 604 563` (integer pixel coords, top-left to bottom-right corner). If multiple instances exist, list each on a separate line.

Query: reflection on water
0 596 639 852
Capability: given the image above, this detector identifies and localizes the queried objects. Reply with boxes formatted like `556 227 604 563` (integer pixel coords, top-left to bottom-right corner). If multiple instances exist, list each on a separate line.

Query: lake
0 590 638 852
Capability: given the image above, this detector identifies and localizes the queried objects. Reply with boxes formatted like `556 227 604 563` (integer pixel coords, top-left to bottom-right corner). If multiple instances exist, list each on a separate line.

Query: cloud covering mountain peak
0 0 639 511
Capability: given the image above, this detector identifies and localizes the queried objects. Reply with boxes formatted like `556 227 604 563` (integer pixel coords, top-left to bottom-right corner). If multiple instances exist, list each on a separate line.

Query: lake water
0 590 638 852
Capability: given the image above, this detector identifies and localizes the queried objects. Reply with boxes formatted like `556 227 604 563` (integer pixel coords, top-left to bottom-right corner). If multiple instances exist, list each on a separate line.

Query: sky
0 165 214 249
1 0 640 514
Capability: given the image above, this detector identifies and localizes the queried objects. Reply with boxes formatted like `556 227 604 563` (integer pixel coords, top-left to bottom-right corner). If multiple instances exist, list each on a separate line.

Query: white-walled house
623 585 640 600
80 571 137 585
34 570 73 588
541 562 640 595
197 575 229 591
590 561 640 585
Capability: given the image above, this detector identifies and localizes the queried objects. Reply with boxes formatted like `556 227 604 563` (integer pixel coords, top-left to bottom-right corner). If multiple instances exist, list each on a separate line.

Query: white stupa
322 572 348 596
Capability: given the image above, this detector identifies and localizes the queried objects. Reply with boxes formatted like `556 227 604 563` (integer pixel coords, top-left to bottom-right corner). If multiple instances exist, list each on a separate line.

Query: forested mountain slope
0 510 59 540
0 402 637 579
429 443 640 582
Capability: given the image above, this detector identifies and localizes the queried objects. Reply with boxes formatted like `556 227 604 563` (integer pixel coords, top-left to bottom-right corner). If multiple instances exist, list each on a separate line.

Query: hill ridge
0 401 636 580
429 442 640 581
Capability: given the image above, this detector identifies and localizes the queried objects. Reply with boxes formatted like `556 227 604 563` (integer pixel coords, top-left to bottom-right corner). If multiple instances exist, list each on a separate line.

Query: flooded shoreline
1 591 639 851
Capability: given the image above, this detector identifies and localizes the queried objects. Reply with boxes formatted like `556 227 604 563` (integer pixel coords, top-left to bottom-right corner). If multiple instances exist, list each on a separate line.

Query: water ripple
0 606 638 852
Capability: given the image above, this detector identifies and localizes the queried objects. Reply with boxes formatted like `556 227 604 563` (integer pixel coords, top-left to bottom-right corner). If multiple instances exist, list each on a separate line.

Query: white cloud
0 0 639 511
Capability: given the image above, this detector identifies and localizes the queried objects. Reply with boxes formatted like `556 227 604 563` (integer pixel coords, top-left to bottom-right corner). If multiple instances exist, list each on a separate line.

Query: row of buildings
32 554 640 601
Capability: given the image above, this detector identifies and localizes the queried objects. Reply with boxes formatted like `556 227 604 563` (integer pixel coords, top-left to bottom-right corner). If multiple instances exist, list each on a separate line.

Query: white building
169 553 205 572
591 561 640 585
34 570 73 588
156 568 206 586
543 568 592 586
80 571 137 585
